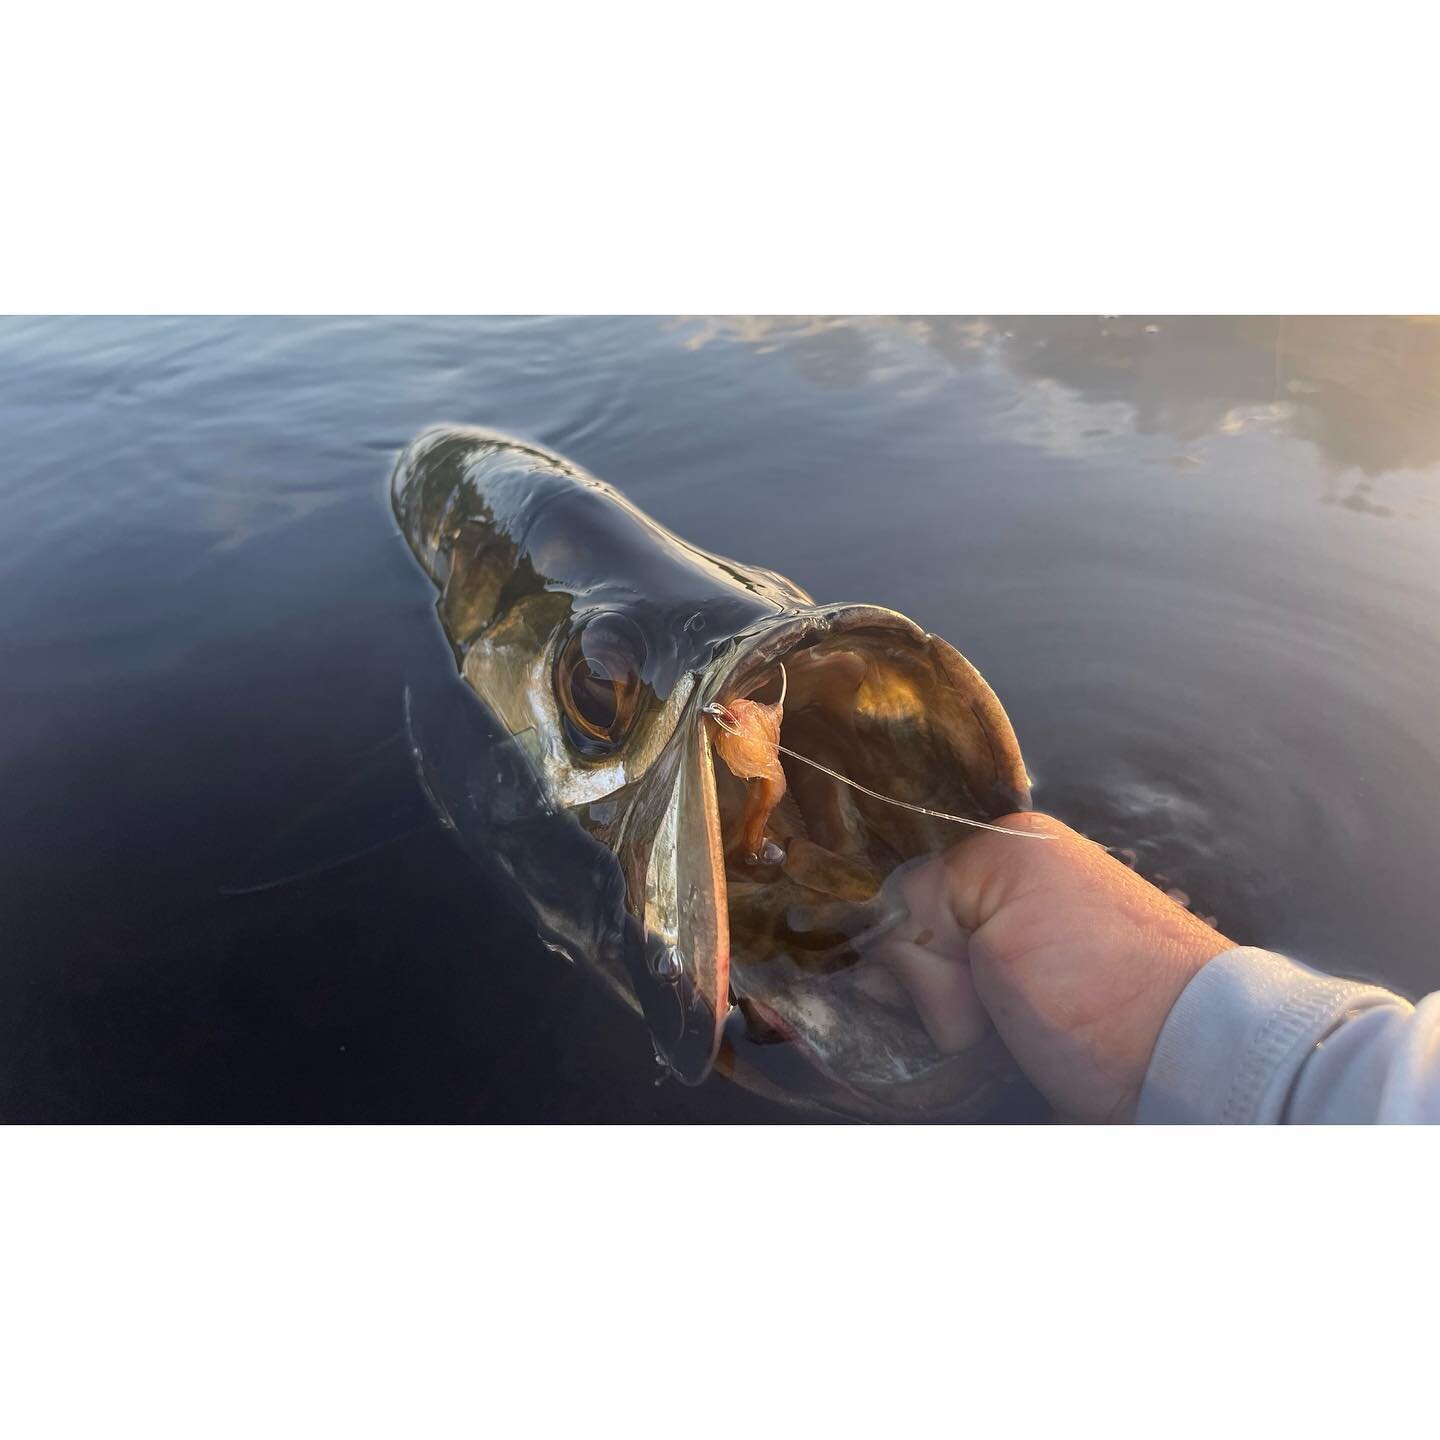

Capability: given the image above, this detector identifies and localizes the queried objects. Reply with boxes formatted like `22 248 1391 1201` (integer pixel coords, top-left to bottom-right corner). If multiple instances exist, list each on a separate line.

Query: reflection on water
683 315 1440 508
2 314 1439 1121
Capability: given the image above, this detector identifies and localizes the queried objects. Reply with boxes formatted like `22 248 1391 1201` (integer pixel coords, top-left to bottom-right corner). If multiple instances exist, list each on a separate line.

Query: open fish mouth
649 605 1034 1118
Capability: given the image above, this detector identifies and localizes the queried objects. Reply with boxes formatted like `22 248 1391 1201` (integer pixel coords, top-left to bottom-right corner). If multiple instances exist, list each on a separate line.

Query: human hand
874 813 1233 1122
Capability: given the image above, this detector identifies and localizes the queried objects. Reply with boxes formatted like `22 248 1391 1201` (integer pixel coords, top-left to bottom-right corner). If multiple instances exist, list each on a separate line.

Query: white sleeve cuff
1137 946 1408 1123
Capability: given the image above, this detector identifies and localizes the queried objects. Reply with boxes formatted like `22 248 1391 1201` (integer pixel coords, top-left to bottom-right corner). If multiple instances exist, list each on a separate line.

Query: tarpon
392 426 1038 1121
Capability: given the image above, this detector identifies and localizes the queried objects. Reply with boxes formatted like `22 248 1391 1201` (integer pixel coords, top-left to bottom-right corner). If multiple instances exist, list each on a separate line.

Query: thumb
938 810 1077 933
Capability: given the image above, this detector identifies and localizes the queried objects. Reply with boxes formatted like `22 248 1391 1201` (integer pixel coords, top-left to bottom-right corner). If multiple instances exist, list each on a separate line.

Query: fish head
393 427 1037 1119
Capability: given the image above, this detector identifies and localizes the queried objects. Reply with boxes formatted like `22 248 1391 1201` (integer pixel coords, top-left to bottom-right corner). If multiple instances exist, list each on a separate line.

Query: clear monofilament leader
701 663 1052 842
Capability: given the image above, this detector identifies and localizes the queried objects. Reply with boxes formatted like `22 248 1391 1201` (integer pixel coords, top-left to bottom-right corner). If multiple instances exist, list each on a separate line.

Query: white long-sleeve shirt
1137 946 1440 1122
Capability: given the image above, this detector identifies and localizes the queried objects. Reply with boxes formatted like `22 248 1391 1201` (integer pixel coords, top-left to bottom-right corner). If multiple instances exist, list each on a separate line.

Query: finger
875 935 989 1054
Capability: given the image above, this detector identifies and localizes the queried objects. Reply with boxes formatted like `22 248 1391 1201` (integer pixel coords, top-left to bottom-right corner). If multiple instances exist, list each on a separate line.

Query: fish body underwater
392 426 1041 1121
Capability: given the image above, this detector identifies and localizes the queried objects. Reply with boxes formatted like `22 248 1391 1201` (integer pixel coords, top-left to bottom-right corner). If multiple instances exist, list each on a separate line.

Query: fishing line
701 663 1053 842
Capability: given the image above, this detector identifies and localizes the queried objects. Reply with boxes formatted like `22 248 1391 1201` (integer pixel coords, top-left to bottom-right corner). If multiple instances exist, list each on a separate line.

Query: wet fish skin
393 425 817 1082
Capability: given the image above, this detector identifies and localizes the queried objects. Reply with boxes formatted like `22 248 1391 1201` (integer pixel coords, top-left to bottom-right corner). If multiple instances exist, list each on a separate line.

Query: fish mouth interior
708 622 1028 1112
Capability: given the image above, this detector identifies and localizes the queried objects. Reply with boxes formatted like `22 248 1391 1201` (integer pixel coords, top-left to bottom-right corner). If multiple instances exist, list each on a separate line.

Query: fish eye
556 613 647 757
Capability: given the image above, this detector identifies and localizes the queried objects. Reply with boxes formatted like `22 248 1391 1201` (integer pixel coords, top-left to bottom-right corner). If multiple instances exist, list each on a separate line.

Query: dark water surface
3 316 1439 1122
